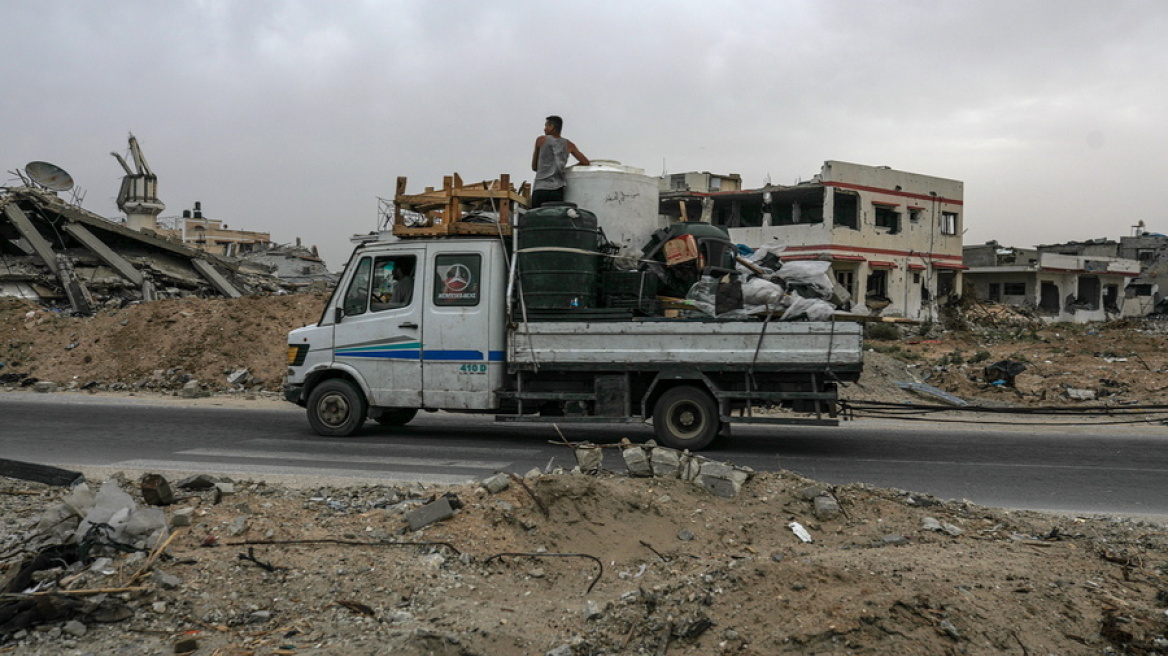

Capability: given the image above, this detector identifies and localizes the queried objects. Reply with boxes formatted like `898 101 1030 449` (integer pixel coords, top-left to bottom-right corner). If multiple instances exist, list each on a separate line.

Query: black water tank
518 204 601 309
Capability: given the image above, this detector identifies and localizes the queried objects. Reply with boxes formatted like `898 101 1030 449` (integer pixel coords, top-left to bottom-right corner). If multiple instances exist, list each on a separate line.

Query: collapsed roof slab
0 186 253 312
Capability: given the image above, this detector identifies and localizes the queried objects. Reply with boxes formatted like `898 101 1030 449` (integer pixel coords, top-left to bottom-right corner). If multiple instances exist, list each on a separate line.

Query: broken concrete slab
481 473 511 494
813 495 841 521
649 447 682 478
694 461 750 498
620 445 653 477
406 497 455 531
573 444 603 474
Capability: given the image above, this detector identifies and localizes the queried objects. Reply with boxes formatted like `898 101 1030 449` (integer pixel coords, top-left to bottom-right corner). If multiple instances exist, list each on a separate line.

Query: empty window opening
833 192 859 229
1076 276 1101 311
874 204 899 233
1003 282 1026 296
1039 281 1060 313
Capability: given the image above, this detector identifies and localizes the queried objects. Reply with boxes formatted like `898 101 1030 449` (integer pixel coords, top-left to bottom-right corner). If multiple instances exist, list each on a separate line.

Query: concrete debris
140 473 175 506
406 497 456 531
694 460 751 498
921 516 964 536
481 473 511 494
896 381 970 407
620 443 653 478
0 186 293 313
1065 387 1097 401
226 368 251 386
573 443 603 474
813 494 842 521
3 466 1168 654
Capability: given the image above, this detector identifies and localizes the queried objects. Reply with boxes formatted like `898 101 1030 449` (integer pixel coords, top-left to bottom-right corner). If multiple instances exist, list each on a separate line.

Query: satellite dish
25 161 75 192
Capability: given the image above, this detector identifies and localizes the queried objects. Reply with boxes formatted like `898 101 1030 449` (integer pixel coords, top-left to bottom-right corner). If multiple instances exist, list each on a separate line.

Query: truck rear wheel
306 379 367 437
374 408 418 427
653 385 720 451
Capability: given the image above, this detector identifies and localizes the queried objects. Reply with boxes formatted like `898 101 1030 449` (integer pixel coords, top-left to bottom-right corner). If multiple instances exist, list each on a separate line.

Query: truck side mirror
334 307 345 323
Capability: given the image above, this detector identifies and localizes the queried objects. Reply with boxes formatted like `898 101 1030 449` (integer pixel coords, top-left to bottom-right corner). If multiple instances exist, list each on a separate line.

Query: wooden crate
392 173 529 237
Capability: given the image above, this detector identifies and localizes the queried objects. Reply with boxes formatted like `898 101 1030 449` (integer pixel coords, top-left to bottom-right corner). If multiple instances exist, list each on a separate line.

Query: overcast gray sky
4 1 1166 269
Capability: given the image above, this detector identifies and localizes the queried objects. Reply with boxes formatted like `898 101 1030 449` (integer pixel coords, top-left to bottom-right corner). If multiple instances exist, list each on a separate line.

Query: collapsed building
1 136 335 313
1 146 283 314
0 183 279 314
963 240 1141 322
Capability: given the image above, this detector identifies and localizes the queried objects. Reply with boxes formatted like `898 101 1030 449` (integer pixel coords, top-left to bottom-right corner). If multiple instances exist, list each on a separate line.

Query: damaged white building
660 160 966 321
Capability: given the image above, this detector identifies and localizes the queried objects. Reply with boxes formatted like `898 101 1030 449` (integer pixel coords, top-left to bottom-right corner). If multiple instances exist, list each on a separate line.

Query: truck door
421 244 505 409
333 249 424 407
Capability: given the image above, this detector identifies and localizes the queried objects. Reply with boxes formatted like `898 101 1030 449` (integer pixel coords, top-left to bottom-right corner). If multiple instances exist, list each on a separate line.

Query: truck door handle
399 322 418 329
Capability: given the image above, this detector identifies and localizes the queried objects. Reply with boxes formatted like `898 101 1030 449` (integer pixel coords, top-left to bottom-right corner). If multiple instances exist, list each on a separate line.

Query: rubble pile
2 450 1167 655
863 313 1168 409
0 186 301 314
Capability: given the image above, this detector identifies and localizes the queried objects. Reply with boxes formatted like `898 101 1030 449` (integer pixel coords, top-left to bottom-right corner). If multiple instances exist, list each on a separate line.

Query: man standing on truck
530 115 589 208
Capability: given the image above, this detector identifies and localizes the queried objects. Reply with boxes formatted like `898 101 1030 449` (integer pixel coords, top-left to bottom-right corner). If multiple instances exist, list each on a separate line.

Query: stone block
406 497 455 531
813 495 841 521
574 445 603 474
649 447 681 478
481 473 510 494
621 446 653 477
694 461 750 498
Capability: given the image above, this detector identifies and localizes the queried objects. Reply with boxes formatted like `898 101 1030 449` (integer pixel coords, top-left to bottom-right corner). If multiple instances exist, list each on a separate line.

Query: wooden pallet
393 173 529 237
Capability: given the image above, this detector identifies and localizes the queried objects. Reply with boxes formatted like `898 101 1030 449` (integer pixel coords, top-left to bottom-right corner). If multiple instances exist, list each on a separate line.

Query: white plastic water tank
564 160 662 253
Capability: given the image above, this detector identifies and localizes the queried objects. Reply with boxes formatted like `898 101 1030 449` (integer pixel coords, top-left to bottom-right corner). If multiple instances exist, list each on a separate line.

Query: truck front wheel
307 379 367 436
653 385 720 451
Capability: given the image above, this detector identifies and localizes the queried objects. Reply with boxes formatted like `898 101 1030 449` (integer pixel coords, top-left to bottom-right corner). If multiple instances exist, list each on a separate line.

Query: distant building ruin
660 161 965 321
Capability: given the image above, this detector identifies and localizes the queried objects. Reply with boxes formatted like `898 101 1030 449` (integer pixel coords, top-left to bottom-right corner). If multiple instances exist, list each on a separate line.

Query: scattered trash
984 360 1027 386
788 522 813 543
896 381 970 407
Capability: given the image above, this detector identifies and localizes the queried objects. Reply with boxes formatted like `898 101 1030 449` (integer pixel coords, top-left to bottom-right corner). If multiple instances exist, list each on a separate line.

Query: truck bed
507 319 863 374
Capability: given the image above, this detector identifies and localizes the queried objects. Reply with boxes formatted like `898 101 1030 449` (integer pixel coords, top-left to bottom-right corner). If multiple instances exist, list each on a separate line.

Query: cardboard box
663 234 699 265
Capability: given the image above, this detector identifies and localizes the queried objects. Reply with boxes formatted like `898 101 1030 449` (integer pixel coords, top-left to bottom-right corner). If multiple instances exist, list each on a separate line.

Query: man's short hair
546 115 563 132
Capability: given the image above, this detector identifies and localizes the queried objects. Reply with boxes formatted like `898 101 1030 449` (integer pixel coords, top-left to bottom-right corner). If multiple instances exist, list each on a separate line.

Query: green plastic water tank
518 204 601 309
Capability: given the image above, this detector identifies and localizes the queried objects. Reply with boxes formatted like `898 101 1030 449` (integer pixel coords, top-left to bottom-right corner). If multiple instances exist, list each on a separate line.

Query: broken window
1076 276 1101 310
941 212 959 235
670 174 686 191
1104 284 1120 312
873 204 899 233
1039 281 1060 313
1128 283 1154 297
866 270 888 298
1137 249 1155 263
1003 282 1026 296
909 208 923 223
833 192 859 229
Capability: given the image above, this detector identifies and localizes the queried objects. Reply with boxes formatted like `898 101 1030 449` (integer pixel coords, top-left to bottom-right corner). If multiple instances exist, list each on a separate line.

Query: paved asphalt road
2 392 1166 517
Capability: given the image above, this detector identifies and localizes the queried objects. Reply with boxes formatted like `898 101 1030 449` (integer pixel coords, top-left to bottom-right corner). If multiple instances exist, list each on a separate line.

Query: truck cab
285 238 509 435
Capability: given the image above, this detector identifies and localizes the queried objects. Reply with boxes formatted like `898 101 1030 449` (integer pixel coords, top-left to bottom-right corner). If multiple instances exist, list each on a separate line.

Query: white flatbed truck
284 235 863 450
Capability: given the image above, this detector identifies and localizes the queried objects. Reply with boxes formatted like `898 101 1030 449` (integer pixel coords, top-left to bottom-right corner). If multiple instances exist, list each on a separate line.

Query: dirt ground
2 295 1168 654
